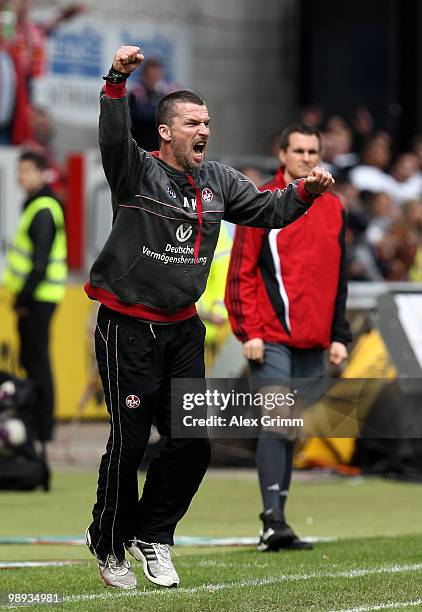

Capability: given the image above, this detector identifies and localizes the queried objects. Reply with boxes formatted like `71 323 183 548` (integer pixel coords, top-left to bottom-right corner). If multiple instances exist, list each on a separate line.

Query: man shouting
85 46 334 589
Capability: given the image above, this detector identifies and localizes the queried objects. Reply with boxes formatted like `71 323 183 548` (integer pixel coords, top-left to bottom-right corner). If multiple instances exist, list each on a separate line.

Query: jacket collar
275 166 287 187
152 151 201 182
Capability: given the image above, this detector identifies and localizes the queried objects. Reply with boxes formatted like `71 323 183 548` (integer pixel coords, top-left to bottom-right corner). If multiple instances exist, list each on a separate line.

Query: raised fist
112 46 144 75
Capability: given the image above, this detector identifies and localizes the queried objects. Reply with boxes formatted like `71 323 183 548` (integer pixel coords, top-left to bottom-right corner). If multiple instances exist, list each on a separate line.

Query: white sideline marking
0 561 82 569
3 562 422 609
4 562 421 608
331 599 422 612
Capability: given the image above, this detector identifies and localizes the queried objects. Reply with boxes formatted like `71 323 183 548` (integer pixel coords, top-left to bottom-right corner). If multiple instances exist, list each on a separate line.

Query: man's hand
329 341 348 366
13 302 29 317
304 167 335 195
200 312 226 325
112 46 144 75
242 338 265 364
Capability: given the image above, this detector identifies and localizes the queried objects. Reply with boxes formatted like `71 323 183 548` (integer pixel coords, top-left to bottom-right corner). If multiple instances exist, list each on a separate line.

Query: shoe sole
127 545 178 588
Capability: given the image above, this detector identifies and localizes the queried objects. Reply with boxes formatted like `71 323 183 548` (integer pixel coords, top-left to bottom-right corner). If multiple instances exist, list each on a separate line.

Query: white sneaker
98 554 137 589
85 526 137 589
126 538 179 587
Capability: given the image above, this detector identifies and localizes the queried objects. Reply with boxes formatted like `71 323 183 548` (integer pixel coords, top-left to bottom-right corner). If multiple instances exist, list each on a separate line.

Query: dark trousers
90 306 211 562
250 343 325 521
18 301 56 442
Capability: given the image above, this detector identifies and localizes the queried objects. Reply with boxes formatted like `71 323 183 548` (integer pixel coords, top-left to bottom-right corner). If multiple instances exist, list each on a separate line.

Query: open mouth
193 142 207 159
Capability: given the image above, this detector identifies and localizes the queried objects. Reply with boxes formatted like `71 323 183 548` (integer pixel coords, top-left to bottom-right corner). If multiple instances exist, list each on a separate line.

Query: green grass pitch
1 469 422 611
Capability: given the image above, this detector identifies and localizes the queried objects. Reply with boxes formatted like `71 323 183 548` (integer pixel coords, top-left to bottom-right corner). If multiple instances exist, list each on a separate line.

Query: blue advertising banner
33 16 192 126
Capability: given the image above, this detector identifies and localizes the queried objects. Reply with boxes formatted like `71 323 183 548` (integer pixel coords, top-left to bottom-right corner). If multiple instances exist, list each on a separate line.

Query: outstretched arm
100 46 147 201
223 166 334 229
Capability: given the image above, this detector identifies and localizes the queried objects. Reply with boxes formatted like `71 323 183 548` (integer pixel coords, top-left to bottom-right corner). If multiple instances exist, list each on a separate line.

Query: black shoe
257 510 296 551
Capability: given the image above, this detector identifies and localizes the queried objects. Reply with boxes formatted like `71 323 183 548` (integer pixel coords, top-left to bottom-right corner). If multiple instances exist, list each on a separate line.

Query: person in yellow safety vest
198 220 233 369
3 150 67 444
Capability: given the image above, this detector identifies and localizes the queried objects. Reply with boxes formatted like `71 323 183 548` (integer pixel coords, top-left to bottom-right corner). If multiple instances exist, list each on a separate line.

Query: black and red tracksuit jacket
85 82 317 323
225 168 352 349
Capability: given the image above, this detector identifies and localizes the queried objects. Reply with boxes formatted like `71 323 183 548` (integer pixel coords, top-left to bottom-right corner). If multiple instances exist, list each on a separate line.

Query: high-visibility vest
3 196 68 303
198 221 233 346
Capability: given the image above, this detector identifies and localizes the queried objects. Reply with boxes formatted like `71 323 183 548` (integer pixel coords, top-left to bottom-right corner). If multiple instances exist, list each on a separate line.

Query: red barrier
66 154 84 270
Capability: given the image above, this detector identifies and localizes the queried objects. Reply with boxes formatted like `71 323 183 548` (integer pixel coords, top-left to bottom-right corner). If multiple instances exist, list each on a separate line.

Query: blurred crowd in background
0 0 84 200
301 106 422 284
1 0 422 284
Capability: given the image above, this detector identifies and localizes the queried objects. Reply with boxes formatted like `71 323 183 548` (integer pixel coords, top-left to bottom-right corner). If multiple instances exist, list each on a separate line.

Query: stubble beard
171 140 201 174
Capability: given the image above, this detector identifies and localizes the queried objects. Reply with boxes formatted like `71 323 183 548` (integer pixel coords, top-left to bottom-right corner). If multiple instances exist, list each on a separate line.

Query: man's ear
278 149 286 166
158 124 171 143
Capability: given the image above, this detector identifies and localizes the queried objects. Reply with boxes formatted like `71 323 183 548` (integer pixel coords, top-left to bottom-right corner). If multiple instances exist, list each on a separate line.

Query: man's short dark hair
279 123 322 151
155 90 206 130
19 150 48 171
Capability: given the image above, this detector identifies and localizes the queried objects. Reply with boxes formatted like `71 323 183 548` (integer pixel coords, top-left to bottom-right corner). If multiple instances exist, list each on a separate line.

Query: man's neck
26 183 46 198
158 151 185 172
283 168 295 183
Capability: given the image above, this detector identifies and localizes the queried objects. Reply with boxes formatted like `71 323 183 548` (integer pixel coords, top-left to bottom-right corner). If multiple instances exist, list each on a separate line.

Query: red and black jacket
225 168 352 349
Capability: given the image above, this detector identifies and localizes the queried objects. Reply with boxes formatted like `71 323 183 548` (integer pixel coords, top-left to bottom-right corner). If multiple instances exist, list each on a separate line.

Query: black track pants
18 301 56 442
89 306 211 562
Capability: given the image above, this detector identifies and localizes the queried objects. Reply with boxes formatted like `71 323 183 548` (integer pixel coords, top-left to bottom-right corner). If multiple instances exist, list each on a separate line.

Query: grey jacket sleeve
221 166 317 229
99 87 148 203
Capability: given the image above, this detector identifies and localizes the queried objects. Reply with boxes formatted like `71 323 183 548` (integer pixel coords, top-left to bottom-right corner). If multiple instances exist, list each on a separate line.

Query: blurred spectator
129 57 176 151
322 116 358 173
334 174 369 236
352 194 419 281
30 105 52 149
320 131 338 176
397 199 422 281
1 0 84 145
390 153 422 205
348 239 384 281
26 106 67 199
364 192 396 247
402 198 422 236
410 134 422 172
0 7 16 143
349 133 396 197
351 105 375 152
3 150 68 444
334 177 382 281
0 1 32 144
13 0 85 93
301 105 324 129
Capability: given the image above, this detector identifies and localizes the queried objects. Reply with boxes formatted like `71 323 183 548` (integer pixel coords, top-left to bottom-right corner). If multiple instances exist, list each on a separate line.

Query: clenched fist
304 167 335 195
329 341 348 366
112 46 144 75
243 338 265 364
